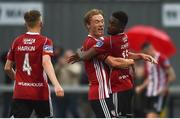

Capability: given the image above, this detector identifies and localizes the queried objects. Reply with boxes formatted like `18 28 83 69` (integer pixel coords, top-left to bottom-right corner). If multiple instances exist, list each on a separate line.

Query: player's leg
113 89 134 118
146 96 167 118
90 98 116 118
145 96 159 118
9 99 33 118
34 100 53 118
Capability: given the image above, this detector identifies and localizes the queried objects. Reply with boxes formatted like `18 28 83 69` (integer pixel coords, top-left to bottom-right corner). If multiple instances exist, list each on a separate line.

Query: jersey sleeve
93 37 110 54
43 38 54 56
7 41 16 62
96 53 110 62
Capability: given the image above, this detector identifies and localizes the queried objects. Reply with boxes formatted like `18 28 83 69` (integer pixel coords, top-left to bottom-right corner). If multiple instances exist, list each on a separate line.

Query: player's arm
68 48 135 69
42 55 64 97
128 52 157 64
165 64 176 85
104 56 135 69
166 66 176 83
78 47 98 60
4 60 15 80
135 77 149 94
68 39 109 63
157 65 176 96
67 47 98 64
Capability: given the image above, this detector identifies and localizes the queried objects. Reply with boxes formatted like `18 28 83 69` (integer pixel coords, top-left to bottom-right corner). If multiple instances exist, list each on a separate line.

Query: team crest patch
43 45 53 53
95 40 104 47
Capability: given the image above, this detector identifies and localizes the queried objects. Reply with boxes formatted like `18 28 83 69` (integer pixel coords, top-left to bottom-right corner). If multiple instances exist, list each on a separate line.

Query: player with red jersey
68 11 157 117
4 10 64 118
75 9 135 118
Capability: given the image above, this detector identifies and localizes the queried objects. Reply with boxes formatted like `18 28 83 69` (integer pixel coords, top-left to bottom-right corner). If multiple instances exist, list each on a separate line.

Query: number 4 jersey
7 32 53 100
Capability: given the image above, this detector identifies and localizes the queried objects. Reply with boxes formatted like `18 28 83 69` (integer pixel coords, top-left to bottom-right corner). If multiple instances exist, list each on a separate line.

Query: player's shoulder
158 53 168 61
14 33 26 40
86 35 94 41
83 36 95 44
38 35 53 45
12 34 26 45
39 34 52 41
83 36 97 50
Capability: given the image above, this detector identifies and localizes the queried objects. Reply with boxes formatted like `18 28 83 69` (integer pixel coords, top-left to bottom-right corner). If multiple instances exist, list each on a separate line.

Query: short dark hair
141 42 151 50
112 11 128 28
24 10 41 28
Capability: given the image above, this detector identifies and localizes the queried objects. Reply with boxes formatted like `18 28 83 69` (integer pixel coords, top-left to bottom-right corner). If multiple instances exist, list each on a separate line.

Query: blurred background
0 0 179 118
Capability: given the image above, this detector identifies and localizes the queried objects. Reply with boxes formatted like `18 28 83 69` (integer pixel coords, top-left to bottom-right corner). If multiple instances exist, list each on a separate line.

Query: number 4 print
23 53 32 75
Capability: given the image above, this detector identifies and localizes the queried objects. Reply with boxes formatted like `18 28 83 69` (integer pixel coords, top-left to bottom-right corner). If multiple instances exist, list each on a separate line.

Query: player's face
143 46 154 56
107 16 120 35
88 14 104 38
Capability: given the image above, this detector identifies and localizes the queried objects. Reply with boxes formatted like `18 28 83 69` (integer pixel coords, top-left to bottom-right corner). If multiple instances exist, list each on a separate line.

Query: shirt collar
88 34 104 41
26 32 40 35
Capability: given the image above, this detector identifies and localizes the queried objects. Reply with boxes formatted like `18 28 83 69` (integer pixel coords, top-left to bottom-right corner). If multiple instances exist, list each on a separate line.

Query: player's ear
40 21 43 28
24 23 28 28
87 24 90 29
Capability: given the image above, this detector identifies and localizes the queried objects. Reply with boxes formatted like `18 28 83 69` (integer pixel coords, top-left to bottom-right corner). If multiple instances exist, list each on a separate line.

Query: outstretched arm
42 55 64 97
128 52 157 64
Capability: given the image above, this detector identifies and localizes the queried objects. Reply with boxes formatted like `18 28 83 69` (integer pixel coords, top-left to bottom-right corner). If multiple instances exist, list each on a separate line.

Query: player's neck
88 34 101 39
27 28 41 34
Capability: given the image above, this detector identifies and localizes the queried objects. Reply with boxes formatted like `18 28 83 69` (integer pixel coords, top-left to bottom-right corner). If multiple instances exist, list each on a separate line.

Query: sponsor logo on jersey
23 38 36 44
18 82 43 87
43 45 53 53
95 40 104 47
118 75 129 80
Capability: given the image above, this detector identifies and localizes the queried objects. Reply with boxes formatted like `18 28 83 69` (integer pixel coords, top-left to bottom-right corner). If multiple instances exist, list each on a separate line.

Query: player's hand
135 86 143 94
140 54 158 64
54 85 64 97
67 53 80 64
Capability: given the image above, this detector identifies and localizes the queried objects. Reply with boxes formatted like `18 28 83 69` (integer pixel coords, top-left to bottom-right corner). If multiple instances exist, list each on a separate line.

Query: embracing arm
67 47 98 64
128 52 157 64
4 60 15 80
79 47 98 60
105 56 135 69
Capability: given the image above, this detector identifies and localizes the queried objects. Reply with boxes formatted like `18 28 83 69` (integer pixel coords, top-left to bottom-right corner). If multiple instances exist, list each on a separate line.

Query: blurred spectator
53 49 82 117
135 42 176 118
0 51 13 117
52 46 64 65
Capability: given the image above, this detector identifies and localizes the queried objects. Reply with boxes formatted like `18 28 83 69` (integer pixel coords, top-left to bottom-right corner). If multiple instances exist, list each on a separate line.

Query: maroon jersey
83 35 110 100
94 33 133 93
7 32 53 100
144 53 170 97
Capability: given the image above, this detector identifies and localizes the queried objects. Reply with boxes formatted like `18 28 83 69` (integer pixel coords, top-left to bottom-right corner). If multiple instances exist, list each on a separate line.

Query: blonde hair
84 9 104 27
